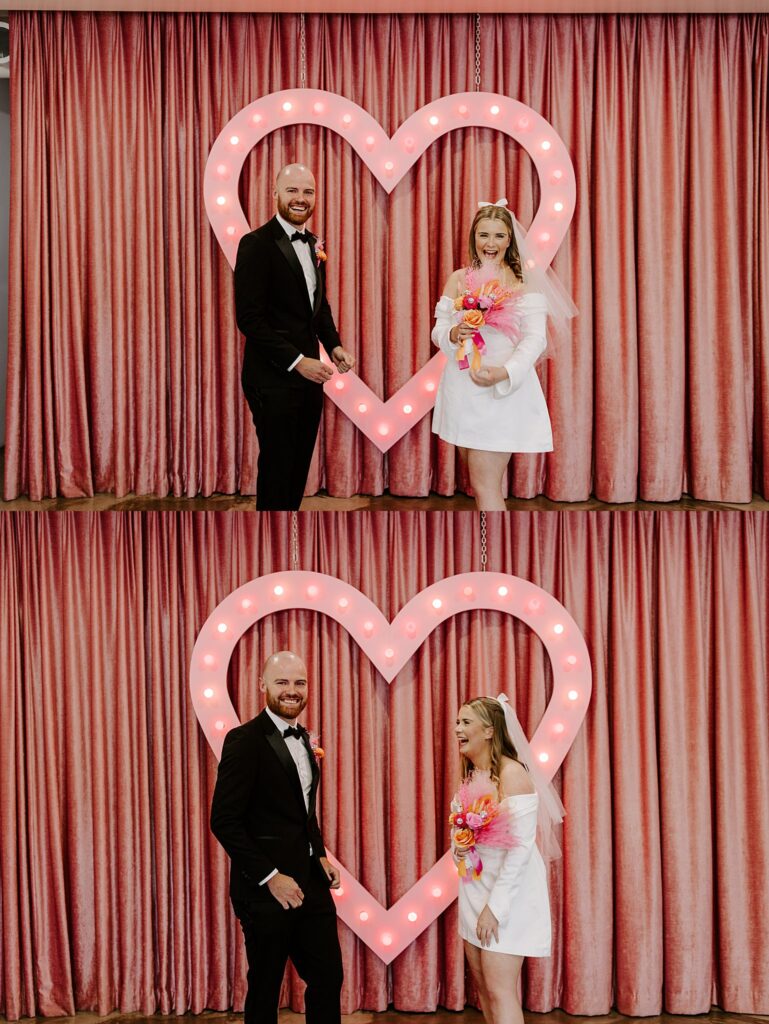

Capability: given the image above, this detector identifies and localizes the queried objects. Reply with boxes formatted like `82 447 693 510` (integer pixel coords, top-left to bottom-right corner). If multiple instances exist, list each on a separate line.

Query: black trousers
243 384 324 511
234 863 343 1024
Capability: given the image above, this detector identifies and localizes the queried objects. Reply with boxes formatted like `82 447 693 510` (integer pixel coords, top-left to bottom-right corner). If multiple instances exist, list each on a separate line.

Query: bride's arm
431 270 464 356
494 292 548 396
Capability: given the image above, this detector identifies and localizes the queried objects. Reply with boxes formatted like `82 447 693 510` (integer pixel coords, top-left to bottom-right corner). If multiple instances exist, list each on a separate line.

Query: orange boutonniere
309 732 325 762
314 239 327 265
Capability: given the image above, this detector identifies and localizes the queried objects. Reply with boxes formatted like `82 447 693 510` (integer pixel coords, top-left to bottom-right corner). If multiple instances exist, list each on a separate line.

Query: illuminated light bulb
384 647 395 660
554 201 564 212
463 585 474 598
540 232 551 243
215 196 226 206
554 722 565 734
527 597 541 612
378 424 390 436
342 113 352 125
226 226 236 237
358 403 368 414
497 586 509 597
215 720 226 731
404 137 415 152
334 379 345 390
432 598 443 609
307 585 319 598
458 104 469 116
553 623 564 634
282 101 293 112
429 115 439 126
359 910 369 921
241 598 252 609
338 597 349 609
382 934 393 946
363 621 374 635
252 113 262 124
216 163 228 176
229 135 239 146
566 654 578 666
407 912 418 922
541 139 552 151
313 102 324 113
425 380 436 392
273 585 285 596
365 134 375 148
203 687 214 699
538 752 550 763
568 689 579 701
517 116 530 130
332 886 344 897
405 621 417 636
384 161 394 174
526 259 536 269
203 654 215 666
217 622 228 633
402 403 413 414
489 104 500 115
552 169 563 180
431 886 442 898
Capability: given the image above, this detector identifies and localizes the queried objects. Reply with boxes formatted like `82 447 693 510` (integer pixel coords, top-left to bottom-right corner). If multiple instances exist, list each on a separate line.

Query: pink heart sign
204 90 576 451
191 571 591 963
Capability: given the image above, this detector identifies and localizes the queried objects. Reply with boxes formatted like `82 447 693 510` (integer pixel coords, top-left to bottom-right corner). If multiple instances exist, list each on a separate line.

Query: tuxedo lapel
260 711 308 814
301 730 321 817
270 218 314 317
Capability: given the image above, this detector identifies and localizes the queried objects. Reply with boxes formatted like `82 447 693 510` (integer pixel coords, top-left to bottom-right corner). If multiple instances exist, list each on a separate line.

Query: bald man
211 651 343 1024
234 164 355 510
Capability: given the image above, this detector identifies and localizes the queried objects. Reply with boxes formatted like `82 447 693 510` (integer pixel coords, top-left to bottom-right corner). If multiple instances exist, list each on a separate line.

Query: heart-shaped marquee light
191 571 591 964
204 90 576 451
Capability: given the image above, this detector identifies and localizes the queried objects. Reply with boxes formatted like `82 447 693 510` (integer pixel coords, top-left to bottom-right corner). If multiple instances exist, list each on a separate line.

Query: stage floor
6 1008 769 1024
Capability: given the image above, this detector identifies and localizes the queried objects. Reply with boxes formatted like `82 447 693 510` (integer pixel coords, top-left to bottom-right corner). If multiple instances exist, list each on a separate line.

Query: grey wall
0 77 9 448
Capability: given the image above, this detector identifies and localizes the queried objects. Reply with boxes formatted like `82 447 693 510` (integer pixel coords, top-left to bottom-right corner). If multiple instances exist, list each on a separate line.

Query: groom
234 163 355 510
210 650 343 1024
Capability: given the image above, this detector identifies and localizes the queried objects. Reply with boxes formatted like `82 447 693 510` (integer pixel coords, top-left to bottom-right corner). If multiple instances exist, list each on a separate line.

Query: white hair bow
477 198 509 209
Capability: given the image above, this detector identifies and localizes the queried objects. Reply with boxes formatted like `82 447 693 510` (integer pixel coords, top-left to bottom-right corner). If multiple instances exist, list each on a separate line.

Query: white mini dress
431 291 553 453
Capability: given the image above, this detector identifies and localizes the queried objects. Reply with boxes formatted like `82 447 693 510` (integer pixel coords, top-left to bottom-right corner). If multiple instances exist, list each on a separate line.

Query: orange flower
452 828 475 850
454 296 466 312
463 309 485 329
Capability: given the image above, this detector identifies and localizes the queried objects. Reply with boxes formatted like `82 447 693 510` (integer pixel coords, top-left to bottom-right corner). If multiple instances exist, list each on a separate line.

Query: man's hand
295 357 334 383
469 365 508 388
267 872 305 909
476 905 500 948
319 856 341 888
331 347 355 373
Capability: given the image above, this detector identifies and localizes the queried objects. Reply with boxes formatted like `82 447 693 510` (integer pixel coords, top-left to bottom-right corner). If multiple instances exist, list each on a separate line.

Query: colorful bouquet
452 265 524 371
449 774 519 883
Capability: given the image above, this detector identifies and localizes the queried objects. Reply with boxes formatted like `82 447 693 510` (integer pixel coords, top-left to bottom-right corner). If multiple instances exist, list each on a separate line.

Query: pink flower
463 295 478 310
466 812 485 829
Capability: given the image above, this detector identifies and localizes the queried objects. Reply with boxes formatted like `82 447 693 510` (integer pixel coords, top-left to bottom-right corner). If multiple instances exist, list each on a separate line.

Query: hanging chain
474 14 481 91
480 511 488 571
291 512 300 570
299 13 307 89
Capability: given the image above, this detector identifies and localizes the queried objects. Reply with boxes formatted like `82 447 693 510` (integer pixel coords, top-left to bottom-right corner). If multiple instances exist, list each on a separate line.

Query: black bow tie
290 232 311 244
283 725 304 739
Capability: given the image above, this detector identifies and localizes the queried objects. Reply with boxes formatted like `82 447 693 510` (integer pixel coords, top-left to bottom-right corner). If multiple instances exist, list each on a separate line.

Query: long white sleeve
485 798 539 927
495 293 548 397
432 296 460 357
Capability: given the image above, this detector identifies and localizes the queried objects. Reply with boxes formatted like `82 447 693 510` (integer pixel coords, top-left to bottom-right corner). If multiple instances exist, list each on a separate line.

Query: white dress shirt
275 211 317 373
259 705 314 885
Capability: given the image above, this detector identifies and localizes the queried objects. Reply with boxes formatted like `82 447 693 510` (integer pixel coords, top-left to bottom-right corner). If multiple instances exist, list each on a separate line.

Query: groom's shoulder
222 711 267 746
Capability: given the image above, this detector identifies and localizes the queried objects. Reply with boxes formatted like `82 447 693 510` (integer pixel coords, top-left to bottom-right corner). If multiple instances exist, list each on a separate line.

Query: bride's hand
476 906 500 948
469 365 508 388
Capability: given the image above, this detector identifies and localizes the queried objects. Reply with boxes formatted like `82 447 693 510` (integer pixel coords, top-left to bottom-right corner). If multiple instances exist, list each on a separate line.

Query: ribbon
457 845 484 883
456 331 486 372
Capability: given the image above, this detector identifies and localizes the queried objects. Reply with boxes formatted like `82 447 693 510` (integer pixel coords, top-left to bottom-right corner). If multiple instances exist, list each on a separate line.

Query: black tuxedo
211 710 343 1023
234 217 342 510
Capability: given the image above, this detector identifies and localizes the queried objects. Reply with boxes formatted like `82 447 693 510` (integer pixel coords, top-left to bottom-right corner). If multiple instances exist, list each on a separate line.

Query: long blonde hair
459 697 523 789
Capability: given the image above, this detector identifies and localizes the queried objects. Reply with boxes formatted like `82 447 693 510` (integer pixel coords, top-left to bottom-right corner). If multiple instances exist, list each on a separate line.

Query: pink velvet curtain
0 511 767 1020
4 14 769 502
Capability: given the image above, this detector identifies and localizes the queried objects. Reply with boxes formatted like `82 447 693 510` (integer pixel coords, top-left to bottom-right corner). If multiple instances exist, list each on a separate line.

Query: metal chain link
299 13 307 89
291 512 300 570
480 511 488 571
474 14 481 91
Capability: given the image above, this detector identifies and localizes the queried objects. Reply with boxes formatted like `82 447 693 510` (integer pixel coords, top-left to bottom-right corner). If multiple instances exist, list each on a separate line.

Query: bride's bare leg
467 449 511 510
463 941 493 1022
480 950 525 1024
